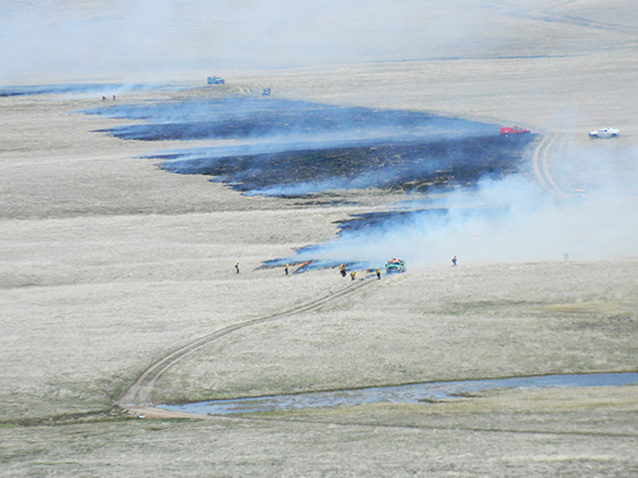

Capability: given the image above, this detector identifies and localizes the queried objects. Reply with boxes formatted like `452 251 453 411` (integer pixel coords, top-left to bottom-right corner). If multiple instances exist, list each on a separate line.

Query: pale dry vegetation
1 0 637 476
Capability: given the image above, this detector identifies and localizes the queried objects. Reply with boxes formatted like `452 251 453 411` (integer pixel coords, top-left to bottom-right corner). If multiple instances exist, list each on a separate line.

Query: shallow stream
159 372 638 416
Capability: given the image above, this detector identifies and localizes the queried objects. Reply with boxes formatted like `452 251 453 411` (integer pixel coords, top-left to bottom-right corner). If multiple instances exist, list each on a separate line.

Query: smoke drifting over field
85 97 496 142
307 183 620 269
267 136 638 271
0 83 174 97
277 159 638 271
83 97 530 197
1 1 500 85
81 92 638 269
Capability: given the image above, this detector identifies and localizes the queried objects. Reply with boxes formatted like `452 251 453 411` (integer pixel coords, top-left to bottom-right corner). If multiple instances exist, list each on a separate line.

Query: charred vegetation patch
335 208 448 235
86 96 535 196
88 97 485 142
155 134 534 195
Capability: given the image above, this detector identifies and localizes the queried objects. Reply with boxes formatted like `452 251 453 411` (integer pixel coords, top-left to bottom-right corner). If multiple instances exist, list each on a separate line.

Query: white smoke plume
290 142 638 269
1 0 493 85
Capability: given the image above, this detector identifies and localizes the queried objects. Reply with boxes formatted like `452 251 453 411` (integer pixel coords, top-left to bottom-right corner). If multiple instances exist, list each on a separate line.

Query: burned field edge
82 95 536 269
86 97 488 141
81 95 535 195
155 135 535 194
0 82 180 97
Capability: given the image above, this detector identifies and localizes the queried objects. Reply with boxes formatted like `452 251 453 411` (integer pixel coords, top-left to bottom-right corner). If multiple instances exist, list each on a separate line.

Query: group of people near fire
339 263 382 281
234 255 457 278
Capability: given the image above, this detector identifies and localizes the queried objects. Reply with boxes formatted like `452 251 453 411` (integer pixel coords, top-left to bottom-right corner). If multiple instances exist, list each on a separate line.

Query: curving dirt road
118 276 380 409
119 136 573 413
531 133 573 200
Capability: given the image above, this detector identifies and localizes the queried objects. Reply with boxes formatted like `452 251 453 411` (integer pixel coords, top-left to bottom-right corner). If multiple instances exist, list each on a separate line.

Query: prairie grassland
1 1 637 476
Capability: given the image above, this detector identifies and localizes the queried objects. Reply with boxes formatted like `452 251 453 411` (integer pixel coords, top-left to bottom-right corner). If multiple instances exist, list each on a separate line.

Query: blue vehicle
207 76 225 85
385 258 406 274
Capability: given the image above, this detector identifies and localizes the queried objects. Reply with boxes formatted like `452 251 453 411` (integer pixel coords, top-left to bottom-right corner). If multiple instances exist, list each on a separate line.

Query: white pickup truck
589 127 619 139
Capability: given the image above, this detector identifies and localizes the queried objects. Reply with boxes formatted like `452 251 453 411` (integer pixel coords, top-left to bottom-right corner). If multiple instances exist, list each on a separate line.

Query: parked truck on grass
207 76 225 85
500 125 530 136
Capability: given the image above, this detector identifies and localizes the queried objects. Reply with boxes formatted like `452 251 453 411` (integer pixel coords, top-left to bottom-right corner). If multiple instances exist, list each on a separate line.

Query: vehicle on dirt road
589 127 619 139
207 76 225 85
500 125 530 136
385 258 406 274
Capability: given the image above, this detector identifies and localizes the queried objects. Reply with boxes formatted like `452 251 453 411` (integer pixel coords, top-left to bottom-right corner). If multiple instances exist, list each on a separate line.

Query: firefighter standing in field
376 268 381 279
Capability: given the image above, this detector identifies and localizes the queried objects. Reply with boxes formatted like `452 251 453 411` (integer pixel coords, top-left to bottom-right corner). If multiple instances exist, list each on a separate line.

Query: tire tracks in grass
119 276 381 408
531 133 572 200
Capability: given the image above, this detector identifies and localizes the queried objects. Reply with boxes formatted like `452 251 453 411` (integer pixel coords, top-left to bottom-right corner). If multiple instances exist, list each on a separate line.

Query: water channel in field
159 372 638 416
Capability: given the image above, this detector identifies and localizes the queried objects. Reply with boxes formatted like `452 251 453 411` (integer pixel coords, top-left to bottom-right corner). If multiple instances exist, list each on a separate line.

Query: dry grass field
1 1 637 476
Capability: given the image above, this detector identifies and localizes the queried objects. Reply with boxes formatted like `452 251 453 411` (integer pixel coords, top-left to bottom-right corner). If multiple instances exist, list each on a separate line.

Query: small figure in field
350 270 356 281
340 264 347 277
102 95 106 101
235 262 240 274
451 255 457 267
376 268 381 279
284 264 289 275
112 95 116 101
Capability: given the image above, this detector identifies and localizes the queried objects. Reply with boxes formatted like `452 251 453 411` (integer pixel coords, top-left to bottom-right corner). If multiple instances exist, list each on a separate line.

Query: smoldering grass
1 82 176 97
82 96 502 142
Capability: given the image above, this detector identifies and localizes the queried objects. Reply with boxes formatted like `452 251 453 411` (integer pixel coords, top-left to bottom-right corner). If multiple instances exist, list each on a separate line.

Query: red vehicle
500 125 530 136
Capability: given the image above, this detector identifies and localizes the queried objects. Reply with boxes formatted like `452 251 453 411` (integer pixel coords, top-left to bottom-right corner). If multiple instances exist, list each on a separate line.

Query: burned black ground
83 95 536 196
87 97 493 142
156 134 534 195
83 94 537 269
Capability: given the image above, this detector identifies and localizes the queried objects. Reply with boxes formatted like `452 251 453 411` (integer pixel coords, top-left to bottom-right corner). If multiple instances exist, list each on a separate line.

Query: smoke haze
81 96 530 198
285 156 638 271
1 0 517 84
79 93 638 270
4 1 637 269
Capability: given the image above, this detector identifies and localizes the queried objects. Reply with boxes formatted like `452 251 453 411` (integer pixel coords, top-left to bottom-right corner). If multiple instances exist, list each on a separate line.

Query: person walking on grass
451 255 457 267
235 262 240 274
